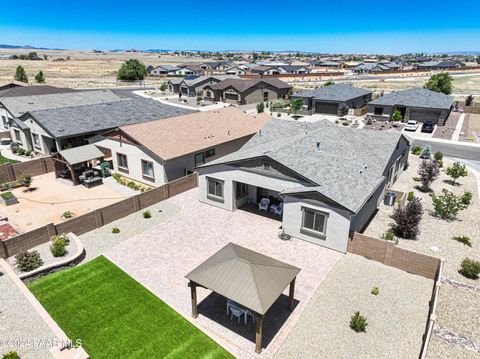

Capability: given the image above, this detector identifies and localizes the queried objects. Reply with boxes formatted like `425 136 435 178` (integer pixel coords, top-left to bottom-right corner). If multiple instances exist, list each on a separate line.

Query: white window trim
300 206 328 239
206 177 224 202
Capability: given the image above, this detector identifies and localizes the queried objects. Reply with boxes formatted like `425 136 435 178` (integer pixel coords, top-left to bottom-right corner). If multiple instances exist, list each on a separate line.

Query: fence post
384 243 395 266
94 209 104 229
133 196 140 212
6 163 15 181
46 223 57 238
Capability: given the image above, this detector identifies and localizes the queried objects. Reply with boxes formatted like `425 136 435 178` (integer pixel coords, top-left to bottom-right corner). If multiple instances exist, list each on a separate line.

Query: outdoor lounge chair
274 202 284 216
258 198 270 212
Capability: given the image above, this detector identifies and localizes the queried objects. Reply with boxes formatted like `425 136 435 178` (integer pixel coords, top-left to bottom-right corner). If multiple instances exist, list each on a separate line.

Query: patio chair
244 309 255 324
230 307 243 324
258 198 270 212
274 202 284 216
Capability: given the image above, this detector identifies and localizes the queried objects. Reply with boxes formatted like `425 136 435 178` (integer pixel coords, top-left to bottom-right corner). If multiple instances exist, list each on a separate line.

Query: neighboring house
166 78 183 93
174 66 203 75
90 107 271 186
203 78 291 105
2 90 120 146
225 66 247 76
149 65 180 76
0 80 28 92
367 88 453 125
353 63 394 74
16 98 193 155
198 119 410 253
178 75 240 96
250 66 280 75
275 65 310 74
291 84 373 115
200 61 232 72
415 60 465 70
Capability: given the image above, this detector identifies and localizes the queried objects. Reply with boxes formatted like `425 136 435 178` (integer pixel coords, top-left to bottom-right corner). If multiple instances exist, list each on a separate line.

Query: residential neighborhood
0 4 480 359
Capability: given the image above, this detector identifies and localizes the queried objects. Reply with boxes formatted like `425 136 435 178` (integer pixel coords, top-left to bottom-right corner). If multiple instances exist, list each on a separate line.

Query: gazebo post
255 314 264 354
288 277 296 311
190 281 198 318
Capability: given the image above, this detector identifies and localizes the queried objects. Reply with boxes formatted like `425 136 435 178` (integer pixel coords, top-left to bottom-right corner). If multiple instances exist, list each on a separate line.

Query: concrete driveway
105 188 342 358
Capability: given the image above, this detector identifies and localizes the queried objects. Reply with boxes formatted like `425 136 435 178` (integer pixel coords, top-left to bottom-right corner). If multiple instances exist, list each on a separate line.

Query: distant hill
433 51 480 55
0 44 65 50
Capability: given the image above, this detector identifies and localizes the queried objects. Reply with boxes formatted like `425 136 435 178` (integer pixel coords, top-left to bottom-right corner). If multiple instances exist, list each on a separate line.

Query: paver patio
105 188 342 358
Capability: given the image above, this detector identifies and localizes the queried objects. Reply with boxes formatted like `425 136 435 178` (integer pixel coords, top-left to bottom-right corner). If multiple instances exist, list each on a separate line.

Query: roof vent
316 142 320 151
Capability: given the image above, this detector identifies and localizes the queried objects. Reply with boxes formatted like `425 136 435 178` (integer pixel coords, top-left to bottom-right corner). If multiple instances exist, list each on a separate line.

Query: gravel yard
427 335 480 359
6 237 78 275
0 272 55 359
276 253 432 359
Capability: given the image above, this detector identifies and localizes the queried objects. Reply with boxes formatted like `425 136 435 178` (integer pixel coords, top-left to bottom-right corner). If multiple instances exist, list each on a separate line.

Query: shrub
371 287 380 296
50 237 68 257
412 176 420 182
2 352 19 359
15 250 43 272
407 191 414 202
51 233 70 245
63 211 72 218
18 174 32 188
350 311 368 332
418 160 440 192
256 102 264 113
459 258 480 279
112 173 121 181
431 189 472 221
143 210 152 219
277 113 281 117
437 159 444 168
1 192 14 200
112 227 120 234
381 228 395 242
411 145 421 155
451 236 472 247
434 151 443 161
446 162 468 185
389 197 423 239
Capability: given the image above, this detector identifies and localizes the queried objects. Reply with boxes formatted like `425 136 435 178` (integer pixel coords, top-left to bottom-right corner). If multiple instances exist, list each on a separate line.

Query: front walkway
105 188 342 358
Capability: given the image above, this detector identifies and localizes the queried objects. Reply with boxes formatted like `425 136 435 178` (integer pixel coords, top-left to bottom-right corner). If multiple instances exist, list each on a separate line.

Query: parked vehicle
404 120 419 132
421 121 434 133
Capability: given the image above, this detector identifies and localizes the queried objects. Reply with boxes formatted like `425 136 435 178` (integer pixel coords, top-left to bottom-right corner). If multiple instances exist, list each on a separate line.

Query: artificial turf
28 256 232 359
0 153 19 165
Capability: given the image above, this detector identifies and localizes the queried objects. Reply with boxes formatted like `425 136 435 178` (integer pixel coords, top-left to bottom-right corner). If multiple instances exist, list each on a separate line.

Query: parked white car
404 120 419 132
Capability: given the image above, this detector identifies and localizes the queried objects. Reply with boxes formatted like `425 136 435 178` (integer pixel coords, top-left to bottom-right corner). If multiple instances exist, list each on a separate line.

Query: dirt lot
0 49 205 88
460 113 480 143
0 173 128 232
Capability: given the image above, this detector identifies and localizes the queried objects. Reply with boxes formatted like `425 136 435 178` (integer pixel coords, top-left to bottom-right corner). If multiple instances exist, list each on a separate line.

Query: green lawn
28 256 232 359
0 153 18 165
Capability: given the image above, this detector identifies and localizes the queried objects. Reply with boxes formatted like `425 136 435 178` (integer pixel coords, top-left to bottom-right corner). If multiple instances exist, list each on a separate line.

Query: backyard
28 256 232 359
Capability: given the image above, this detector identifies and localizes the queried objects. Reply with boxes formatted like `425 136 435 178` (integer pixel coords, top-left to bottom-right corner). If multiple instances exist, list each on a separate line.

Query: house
353 63 393 74
291 84 372 115
149 65 180 76
0 80 28 92
367 88 453 125
90 107 271 186
250 66 280 75
200 61 232 72
178 75 240 97
166 78 183 93
225 66 247 76
275 65 310 74
415 60 465 70
197 119 410 253
174 65 203 76
15 98 193 155
203 78 291 105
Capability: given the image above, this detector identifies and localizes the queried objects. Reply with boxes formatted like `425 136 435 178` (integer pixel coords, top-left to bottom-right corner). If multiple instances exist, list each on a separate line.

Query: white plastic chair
230 307 243 324
274 202 284 216
258 198 270 212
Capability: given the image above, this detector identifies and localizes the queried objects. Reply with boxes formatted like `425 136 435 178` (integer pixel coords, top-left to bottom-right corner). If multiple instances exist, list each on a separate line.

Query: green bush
0 192 14 200
143 210 152 219
431 189 472 221
112 173 121 181
63 211 72 218
19 174 32 188
51 233 70 245
412 177 420 182
407 191 414 202
15 250 43 272
277 113 281 117
411 145 422 155
350 311 368 332
446 162 468 185
50 237 68 257
434 151 443 161
256 102 264 114
2 352 19 359
112 227 120 234
381 229 395 242
451 236 472 247
371 287 380 296
459 258 480 279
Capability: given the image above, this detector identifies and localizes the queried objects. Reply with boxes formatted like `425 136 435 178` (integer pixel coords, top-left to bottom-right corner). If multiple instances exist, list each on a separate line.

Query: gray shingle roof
203 119 403 213
294 84 372 102
182 75 240 87
0 85 75 98
369 88 453 109
1 90 121 117
25 98 195 139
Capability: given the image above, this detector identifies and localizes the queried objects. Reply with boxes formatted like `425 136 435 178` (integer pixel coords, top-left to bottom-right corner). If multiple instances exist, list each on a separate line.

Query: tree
28 51 38 60
291 98 303 114
256 102 264 113
117 59 146 81
446 162 468 185
391 110 403 122
389 197 423 239
324 81 335 86
431 189 472 221
465 94 474 107
14 66 28 83
418 160 440 192
424 72 453 95
34 70 45 84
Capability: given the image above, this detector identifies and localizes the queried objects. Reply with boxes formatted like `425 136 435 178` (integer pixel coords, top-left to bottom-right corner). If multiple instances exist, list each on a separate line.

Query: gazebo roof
58 144 104 165
185 243 300 315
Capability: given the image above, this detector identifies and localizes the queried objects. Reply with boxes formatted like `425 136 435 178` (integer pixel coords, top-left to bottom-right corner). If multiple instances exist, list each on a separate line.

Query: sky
0 0 479 54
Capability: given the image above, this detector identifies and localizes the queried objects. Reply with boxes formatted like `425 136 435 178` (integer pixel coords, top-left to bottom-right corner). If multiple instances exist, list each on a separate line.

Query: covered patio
53 144 107 186
186 242 300 354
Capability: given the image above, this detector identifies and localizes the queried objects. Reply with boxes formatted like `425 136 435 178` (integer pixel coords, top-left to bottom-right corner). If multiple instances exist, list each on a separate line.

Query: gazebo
185 243 300 353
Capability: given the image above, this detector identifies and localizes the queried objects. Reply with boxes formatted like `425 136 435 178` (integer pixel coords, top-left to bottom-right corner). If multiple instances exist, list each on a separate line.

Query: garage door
409 109 441 124
314 102 338 115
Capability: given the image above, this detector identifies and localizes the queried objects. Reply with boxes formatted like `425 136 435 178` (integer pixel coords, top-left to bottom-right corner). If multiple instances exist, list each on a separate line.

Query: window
207 177 224 201
205 148 215 158
263 91 269 102
263 162 270 170
141 160 154 180
13 129 22 145
117 153 128 172
374 107 383 116
195 152 205 167
1 115 8 129
301 207 328 237
235 182 248 198
31 133 41 149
